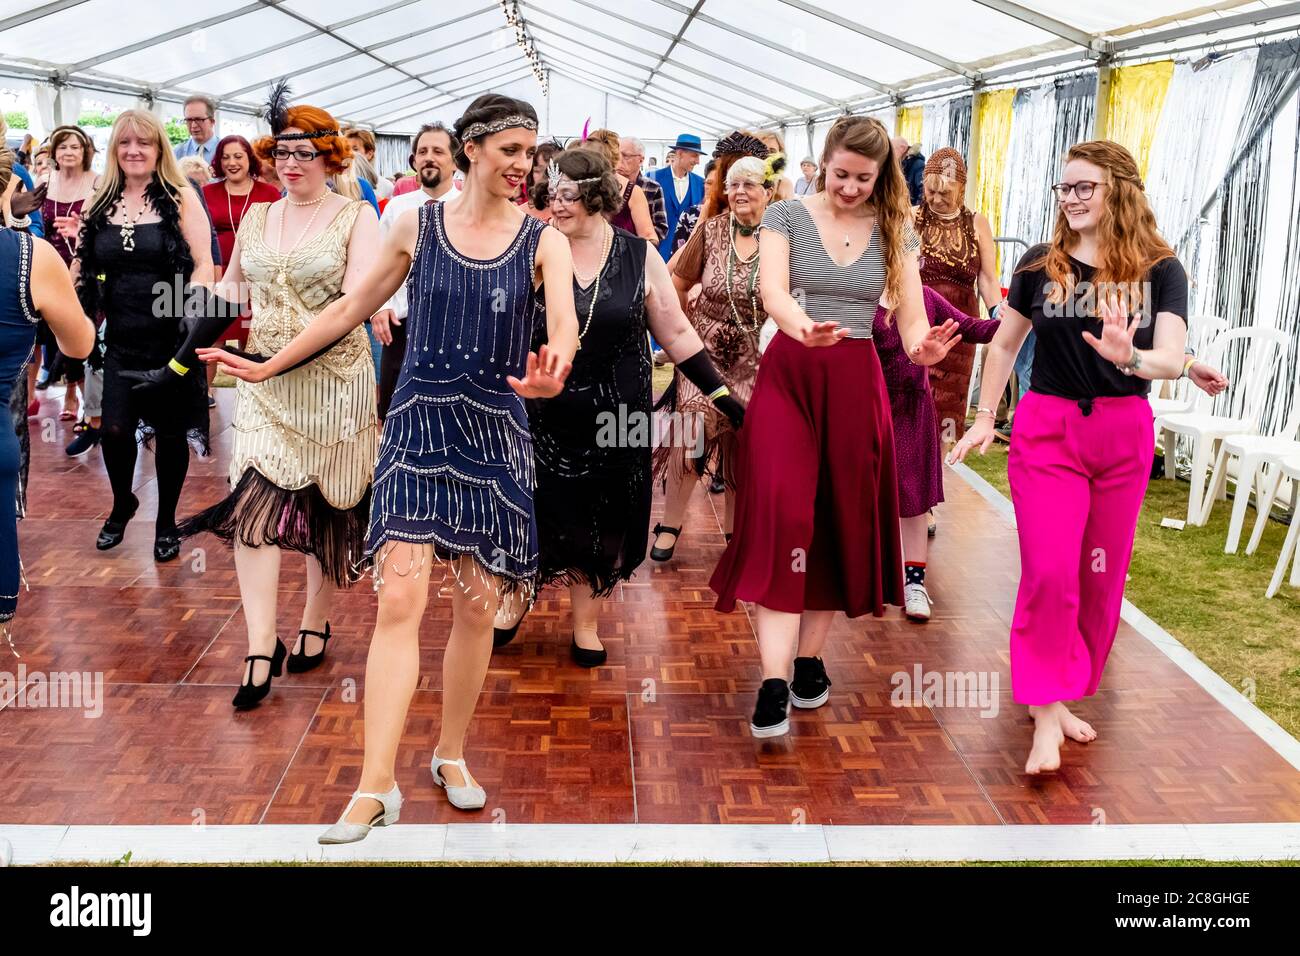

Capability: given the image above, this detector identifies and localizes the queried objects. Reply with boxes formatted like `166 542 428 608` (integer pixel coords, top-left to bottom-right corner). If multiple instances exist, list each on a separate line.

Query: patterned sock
905 562 926 586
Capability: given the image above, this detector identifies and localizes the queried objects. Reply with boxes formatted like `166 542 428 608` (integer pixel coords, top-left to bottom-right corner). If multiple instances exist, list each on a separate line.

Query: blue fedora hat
671 133 704 154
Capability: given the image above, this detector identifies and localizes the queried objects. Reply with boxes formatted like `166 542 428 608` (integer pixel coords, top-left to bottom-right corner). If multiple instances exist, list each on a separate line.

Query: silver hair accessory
461 114 539 139
547 157 600 187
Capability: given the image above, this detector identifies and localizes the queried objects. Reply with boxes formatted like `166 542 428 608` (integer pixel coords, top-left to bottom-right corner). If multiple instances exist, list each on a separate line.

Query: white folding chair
1149 315 1229 427
1200 350 1300 552
1254 453 1300 599
1156 327 1290 526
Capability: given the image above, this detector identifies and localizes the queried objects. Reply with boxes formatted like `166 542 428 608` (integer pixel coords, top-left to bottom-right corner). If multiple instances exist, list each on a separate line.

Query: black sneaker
65 423 101 457
750 678 790 738
791 656 832 708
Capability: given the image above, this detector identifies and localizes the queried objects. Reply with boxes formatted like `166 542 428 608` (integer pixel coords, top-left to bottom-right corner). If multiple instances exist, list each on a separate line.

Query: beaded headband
274 129 339 141
547 157 600 188
462 114 539 140
713 131 770 159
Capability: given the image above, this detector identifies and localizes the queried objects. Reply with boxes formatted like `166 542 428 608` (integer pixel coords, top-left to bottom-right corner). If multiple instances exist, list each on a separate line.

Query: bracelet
975 406 996 418
168 358 190 376
708 384 730 401
1114 344 1141 377
1181 355 1197 379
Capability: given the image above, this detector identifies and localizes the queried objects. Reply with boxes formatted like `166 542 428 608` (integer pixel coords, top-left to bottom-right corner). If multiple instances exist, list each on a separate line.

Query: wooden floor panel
2 388 1298 828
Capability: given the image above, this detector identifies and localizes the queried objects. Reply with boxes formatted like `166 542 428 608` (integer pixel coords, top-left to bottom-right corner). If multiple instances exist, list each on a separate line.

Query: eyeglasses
548 187 583 206
725 180 762 191
1052 181 1101 201
184 116 212 125
272 147 322 163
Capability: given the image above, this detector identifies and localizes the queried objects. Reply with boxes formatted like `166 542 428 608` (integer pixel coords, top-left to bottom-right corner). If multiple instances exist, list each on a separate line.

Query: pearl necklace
118 191 151 252
573 222 613 350
274 191 330 286
726 213 761 333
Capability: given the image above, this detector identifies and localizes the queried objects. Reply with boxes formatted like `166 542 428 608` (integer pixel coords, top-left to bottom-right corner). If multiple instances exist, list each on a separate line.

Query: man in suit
652 133 705 260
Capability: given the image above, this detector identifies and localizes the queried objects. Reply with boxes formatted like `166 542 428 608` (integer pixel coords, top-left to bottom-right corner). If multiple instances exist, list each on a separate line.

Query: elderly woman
491 147 741 665
914 147 1003 444
651 132 774 561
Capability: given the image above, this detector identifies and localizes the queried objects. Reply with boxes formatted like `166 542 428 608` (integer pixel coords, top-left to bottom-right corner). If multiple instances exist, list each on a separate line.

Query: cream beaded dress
177 200 378 584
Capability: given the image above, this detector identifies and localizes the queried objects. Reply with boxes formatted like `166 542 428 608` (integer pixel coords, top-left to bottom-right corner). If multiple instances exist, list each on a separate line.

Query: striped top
760 199 919 339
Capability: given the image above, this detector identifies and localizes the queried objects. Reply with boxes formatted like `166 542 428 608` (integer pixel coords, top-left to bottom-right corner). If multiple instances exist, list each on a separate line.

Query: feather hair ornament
265 78 292 136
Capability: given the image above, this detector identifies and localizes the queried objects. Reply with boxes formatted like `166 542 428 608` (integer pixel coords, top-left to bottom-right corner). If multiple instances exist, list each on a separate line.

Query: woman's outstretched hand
196 346 273 384
1080 293 1139 364
909 319 962 366
799 320 849 348
507 344 572 399
946 416 996 465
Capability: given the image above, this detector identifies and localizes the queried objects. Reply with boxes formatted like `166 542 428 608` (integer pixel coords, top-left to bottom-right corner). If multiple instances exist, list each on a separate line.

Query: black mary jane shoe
650 523 681 562
570 634 608 669
287 622 332 673
232 639 287 710
154 531 182 563
96 496 140 551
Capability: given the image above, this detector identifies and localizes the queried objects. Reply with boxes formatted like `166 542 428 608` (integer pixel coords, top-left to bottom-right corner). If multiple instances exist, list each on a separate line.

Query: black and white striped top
760 199 919 339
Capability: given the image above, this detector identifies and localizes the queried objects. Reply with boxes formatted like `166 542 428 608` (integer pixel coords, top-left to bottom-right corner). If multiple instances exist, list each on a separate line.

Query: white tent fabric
3 0 1298 143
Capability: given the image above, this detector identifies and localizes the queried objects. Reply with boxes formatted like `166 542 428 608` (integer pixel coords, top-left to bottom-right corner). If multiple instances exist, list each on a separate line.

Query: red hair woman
949 140 1191 774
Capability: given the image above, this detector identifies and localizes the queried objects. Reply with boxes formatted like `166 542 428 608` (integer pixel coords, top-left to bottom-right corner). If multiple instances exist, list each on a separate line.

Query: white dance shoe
317 783 402 845
431 750 487 810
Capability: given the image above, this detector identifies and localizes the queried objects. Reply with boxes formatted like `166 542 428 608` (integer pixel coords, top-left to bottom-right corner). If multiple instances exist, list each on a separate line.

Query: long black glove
673 347 745 430
120 285 347 392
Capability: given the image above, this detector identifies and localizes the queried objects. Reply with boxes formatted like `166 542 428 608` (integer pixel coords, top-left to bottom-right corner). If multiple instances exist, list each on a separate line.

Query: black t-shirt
1007 244 1188 399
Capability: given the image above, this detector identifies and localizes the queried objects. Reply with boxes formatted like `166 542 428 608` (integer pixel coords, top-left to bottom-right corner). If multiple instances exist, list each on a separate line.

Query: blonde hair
86 109 191 220
178 155 211 184
332 160 363 201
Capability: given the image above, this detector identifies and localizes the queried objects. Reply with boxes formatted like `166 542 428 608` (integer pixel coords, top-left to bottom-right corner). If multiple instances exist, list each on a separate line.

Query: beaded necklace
573 221 613 349
726 213 761 332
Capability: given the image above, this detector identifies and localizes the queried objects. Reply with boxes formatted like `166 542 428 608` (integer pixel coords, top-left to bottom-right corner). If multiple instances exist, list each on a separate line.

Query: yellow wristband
1181 355 1197 377
168 358 190 376
708 385 730 401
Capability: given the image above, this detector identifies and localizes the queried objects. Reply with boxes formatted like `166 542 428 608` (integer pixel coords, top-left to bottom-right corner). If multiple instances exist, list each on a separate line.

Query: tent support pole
1093 56 1114 139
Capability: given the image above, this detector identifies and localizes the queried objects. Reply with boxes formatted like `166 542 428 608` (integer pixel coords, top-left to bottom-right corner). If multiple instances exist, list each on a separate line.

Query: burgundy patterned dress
872 287 1000 518
916 203 982 439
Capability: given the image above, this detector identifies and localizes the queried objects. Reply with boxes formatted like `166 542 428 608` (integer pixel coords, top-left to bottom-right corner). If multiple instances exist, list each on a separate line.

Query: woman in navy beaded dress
0 148 95 628
204 95 578 840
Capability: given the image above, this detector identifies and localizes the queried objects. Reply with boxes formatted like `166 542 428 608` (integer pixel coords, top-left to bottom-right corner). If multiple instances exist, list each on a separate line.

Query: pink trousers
1007 391 1153 706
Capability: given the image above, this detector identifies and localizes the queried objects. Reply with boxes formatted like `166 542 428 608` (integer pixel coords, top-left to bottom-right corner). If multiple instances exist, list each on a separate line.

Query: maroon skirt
710 331 905 618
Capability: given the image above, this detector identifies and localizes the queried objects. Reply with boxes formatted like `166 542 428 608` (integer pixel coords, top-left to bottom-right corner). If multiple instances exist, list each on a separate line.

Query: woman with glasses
949 141 1191 775
491 146 741 665
126 90 380 709
651 133 772 563
205 93 579 835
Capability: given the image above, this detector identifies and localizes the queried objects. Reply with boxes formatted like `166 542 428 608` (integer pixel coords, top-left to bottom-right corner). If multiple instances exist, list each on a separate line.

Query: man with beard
371 122 461 417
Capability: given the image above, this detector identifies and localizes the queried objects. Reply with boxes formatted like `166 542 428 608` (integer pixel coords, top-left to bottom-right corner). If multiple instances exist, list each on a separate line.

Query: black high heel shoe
154 530 181 562
650 523 681 562
232 639 287 710
488 613 525 650
96 495 140 551
287 622 331 673
570 633 608 668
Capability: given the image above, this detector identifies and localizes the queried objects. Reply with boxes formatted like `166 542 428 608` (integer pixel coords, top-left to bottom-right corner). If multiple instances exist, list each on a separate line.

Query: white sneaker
904 583 931 622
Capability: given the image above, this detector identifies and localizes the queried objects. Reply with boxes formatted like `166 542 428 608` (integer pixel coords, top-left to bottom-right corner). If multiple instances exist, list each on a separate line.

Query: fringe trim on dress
176 468 371 587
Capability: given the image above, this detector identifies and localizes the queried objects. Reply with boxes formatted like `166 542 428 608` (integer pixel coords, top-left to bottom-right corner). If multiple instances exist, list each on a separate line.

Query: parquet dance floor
3 389 1300 855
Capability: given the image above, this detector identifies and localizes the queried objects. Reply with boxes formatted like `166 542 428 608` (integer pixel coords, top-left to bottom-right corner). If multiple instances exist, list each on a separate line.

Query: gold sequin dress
177 200 378 585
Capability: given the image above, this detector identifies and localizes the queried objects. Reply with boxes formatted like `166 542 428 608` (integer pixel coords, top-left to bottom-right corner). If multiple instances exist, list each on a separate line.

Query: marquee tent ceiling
2 0 1298 137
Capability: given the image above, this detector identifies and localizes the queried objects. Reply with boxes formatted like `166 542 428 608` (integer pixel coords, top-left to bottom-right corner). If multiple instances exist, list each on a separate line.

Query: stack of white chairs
1155 327 1290 526
1246 452 1300 599
1149 315 1228 433
1199 350 1300 553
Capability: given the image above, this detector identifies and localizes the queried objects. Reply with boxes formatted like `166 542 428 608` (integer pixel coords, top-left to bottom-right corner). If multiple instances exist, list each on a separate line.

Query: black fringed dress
528 227 653 596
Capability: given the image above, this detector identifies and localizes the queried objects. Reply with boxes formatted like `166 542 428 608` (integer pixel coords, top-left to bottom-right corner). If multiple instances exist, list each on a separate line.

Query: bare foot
1025 705 1064 774
1057 703 1097 743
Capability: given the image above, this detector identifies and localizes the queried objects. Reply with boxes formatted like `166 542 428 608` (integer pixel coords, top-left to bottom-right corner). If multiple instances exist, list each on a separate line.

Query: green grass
961 441 1300 737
